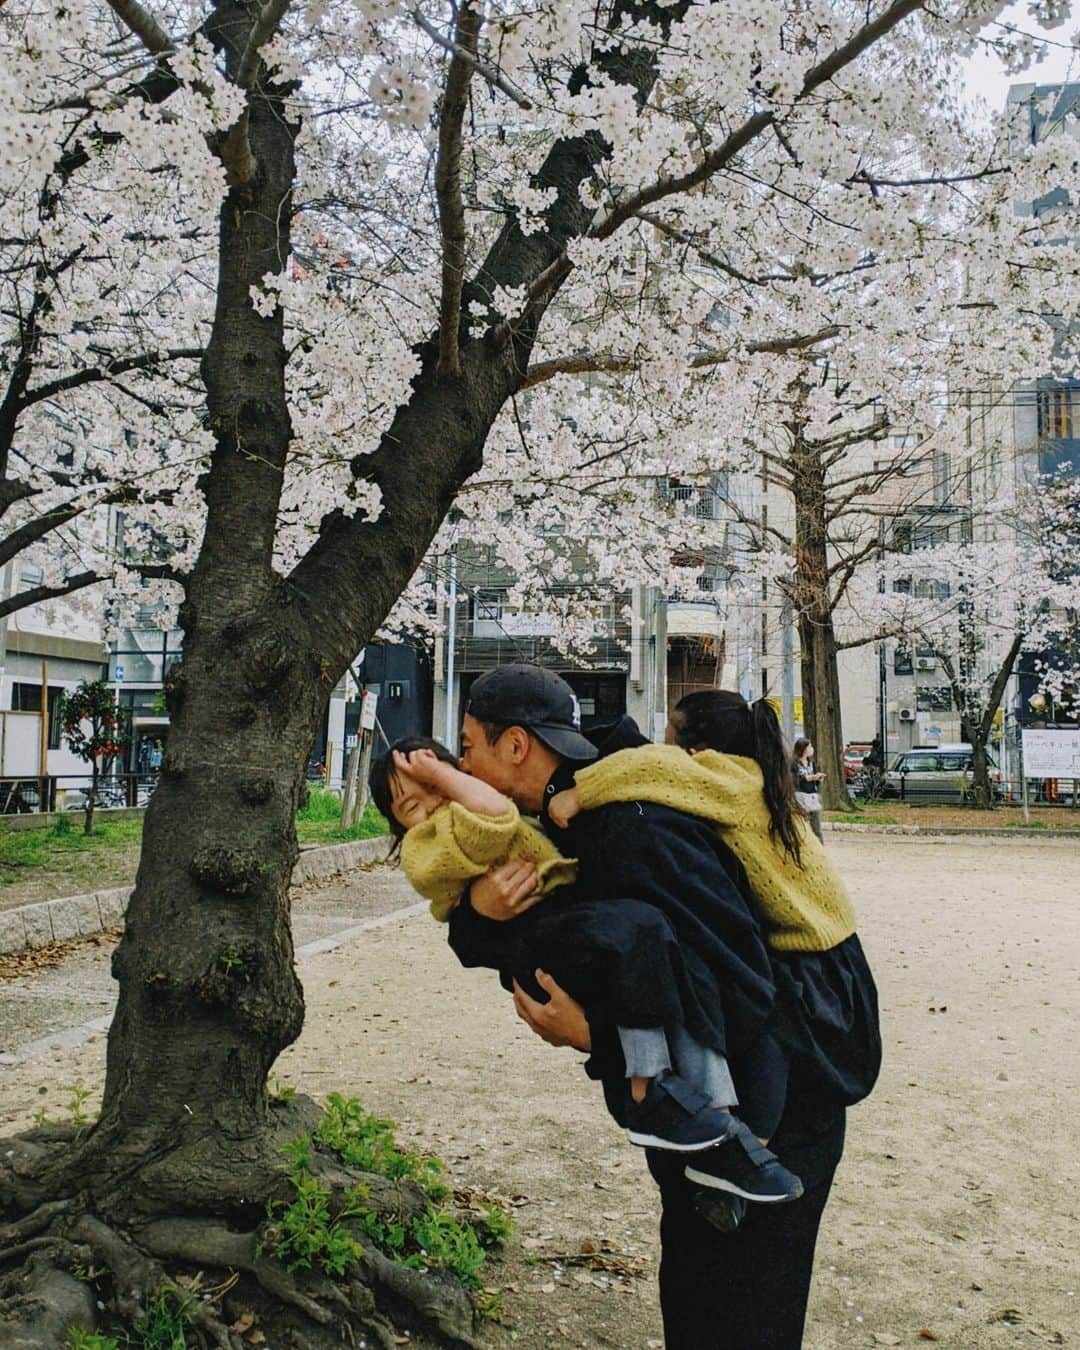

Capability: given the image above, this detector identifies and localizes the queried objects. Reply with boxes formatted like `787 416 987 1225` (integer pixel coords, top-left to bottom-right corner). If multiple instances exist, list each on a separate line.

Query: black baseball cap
465 664 599 762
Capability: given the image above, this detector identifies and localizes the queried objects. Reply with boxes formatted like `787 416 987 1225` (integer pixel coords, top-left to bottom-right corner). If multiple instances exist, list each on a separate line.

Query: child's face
389 770 446 830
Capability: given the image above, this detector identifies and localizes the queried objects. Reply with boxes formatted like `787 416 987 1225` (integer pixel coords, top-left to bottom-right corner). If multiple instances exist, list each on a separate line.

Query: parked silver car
881 744 1003 802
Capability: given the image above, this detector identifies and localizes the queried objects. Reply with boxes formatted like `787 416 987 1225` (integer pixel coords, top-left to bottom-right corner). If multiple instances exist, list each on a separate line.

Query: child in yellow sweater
549 697 857 956
548 690 881 1180
369 735 806 1209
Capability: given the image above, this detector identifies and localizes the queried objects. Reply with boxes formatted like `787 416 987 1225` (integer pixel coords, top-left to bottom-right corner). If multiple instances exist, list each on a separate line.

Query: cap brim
530 723 599 762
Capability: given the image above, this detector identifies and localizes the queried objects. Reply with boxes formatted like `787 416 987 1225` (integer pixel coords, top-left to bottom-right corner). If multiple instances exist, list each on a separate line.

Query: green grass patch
262 1094 511 1309
1 797 386 890
1 815 143 881
825 811 900 826
295 800 388 845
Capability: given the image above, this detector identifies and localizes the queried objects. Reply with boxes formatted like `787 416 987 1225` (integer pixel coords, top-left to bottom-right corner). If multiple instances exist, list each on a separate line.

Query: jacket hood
586 714 650 758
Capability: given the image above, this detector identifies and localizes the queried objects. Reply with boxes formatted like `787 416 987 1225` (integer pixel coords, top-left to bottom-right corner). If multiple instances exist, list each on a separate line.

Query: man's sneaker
684 1119 804 1204
625 1074 739 1152
693 1189 747 1234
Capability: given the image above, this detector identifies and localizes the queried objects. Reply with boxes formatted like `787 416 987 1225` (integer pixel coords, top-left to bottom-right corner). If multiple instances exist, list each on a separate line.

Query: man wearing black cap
448 663 851 1350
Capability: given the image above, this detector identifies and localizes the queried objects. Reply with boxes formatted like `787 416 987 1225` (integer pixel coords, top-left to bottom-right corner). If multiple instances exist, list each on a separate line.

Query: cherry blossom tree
1 0 1076 1342
874 475 1080 805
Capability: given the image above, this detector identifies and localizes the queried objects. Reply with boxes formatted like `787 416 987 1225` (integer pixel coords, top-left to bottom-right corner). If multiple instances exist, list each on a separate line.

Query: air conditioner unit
916 657 937 671
898 707 916 722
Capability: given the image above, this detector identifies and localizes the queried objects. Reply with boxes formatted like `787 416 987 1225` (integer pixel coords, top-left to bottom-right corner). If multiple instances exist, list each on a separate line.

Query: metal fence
0 772 159 816
851 771 1079 807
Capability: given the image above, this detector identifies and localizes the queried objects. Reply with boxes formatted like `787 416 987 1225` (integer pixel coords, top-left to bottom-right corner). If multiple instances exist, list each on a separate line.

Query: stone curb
0 834 391 956
826 822 1080 841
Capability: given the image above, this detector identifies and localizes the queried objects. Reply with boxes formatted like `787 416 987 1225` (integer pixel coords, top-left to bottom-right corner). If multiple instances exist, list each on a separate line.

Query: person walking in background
793 738 825 843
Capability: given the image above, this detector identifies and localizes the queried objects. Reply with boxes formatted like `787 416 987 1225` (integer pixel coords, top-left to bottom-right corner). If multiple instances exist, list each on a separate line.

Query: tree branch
19 347 203 410
520 325 841 389
434 3 481 379
235 0 291 90
592 0 927 239
413 5 532 110
0 570 101 620
103 0 176 56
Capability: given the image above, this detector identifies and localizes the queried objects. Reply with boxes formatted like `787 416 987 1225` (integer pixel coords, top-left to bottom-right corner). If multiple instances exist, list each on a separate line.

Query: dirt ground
1 835 1078 1349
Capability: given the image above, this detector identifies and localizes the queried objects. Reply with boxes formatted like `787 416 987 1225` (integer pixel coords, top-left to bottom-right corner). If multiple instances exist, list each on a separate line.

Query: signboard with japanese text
1022 729 1080 778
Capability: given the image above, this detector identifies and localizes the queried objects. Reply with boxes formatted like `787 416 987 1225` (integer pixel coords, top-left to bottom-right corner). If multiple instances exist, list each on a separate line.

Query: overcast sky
961 2 1079 118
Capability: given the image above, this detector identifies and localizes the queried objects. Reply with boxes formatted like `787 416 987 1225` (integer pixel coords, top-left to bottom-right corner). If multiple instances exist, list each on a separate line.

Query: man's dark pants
647 1106 846 1348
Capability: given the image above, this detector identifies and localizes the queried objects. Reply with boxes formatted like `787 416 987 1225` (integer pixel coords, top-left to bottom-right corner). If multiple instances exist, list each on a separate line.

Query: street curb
826 822 1080 841
0 834 391 956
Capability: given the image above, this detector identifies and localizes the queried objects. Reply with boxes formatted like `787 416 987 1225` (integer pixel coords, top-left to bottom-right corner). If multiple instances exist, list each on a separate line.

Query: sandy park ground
1 835 1078 1349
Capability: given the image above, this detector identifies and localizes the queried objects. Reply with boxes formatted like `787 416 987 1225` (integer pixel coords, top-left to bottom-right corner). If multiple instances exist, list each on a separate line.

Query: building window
10 684 65 748
1038 388 1077 440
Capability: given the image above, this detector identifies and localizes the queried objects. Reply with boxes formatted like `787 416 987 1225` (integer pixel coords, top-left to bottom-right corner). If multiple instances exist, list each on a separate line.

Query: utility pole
444 540 458 748
780 595 796 744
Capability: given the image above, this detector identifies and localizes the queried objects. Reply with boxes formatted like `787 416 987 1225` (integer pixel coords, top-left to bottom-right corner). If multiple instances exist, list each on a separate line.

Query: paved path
0 864 419 1058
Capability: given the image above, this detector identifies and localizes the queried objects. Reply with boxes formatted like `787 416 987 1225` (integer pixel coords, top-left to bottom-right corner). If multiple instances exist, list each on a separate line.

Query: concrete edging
826 821 1080 841
0 834 391 956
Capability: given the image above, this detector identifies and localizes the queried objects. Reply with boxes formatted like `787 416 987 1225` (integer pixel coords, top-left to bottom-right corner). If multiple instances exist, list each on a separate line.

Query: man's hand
470 860 542 921
512 970 591 1050
547 786 582 829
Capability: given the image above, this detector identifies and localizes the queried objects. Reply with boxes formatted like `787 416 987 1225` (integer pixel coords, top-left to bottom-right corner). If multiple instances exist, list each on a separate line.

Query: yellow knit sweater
574 745 856 953
400 800 577 922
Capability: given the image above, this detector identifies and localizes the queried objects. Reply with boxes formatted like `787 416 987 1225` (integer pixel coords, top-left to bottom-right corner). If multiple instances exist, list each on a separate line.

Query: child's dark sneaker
625 1073 739 1152
693 1189 747 1234
684 1119 804 1203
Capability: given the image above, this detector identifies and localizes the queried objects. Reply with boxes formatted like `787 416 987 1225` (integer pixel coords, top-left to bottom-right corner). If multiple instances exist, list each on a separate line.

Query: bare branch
413 6 532 110
103 0 176 56
19 347 203 409
0 570 101 620
847 165 1011 191
434 3 481 379
521 325 841 389
236 0 291 91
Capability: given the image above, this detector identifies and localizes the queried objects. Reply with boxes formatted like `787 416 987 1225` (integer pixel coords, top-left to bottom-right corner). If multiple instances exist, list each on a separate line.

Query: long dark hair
369 735 459 850
792 737 812 764
671 690 805 867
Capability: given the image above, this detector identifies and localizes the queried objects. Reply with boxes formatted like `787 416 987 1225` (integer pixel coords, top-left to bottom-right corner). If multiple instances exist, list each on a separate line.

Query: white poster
1022 729 1080 778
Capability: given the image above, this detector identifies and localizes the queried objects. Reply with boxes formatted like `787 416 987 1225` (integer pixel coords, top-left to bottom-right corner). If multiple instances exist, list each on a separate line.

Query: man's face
459 714 519 796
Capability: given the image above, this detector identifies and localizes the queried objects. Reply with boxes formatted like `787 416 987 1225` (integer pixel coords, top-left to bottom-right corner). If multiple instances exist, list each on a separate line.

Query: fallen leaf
872 1336 902 1346
230 1312 255 1333
919 1331 939 1341
579 1241 597 1255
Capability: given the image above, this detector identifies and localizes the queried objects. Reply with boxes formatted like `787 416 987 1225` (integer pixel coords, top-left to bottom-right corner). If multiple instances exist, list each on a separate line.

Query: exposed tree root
0 1103 490 1350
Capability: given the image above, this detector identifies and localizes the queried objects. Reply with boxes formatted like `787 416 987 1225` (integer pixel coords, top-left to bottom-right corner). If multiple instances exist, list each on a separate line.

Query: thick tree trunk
45 0 318 1218
792 433 853 811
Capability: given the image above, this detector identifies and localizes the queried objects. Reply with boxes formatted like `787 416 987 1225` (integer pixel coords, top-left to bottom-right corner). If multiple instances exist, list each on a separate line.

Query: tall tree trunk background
792 433 854 811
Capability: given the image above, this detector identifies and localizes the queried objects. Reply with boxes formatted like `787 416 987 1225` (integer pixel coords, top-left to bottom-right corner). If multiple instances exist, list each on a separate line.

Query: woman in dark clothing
793 735 826 843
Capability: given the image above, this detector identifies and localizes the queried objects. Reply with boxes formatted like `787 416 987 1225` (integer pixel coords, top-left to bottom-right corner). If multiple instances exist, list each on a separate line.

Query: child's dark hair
369 736 459 849
671 690 805 867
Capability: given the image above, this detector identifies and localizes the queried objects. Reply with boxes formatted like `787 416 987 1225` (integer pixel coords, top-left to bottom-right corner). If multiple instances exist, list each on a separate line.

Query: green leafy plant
66 1330 120 1350
217 946 244 974
316 1093 448 1201
269 1077 296 1104
314 1096 513 1295
132 1285 194 1349
63 1082 94 1125
262 1136 363 1276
